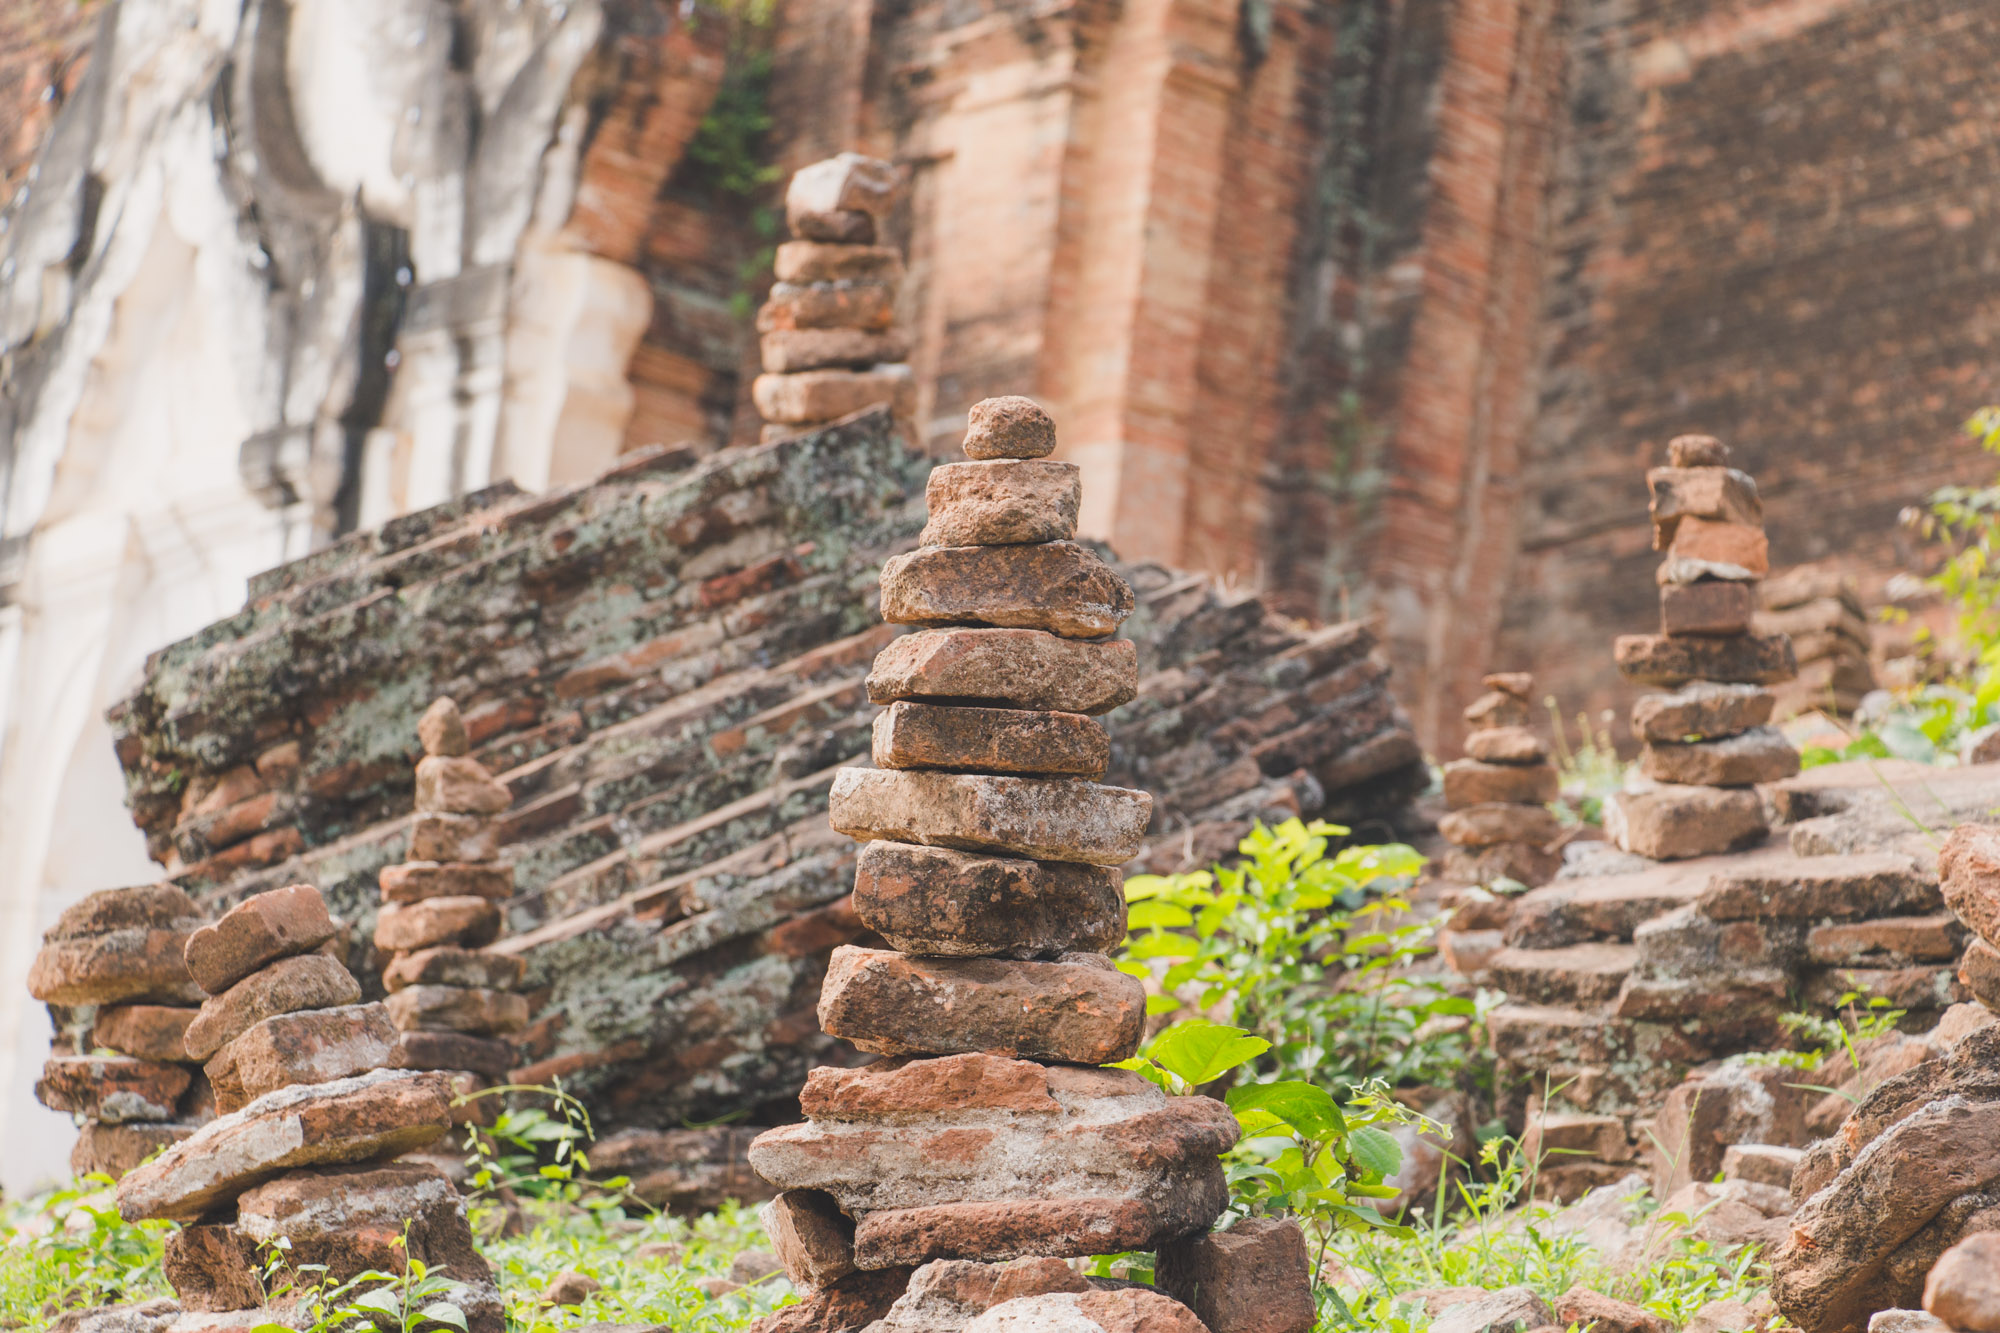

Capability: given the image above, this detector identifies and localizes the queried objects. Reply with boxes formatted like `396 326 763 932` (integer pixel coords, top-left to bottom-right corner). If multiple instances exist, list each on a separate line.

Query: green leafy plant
258 1227 469 1333
1544 699 1627 826
0 1175 171 1325
459 1081 630 1214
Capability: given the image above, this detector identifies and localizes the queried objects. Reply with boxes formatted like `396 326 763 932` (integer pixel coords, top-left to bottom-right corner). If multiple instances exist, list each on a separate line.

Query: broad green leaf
1143 994 1182 1016
1347 1125 1403 1179
420 1303 470 1330
1127 901 1193 930
1104 1057 1173 1092
1122 931 1200 960
1147 1021 1270 1089
1225 1080 1343 1140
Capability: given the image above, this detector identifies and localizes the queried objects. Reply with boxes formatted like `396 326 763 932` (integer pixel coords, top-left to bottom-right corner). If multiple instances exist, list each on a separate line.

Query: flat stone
795 1052 1100 1121
879 542 1134 639
1639 727 1800 786
1660 579 1759 636
182 954 362 1062
829 767 1151 865
415 755 512 815
114 1069 453 1222
1670 435 1731 467
872 701 1108 778
1430 1288 1558 1333
761 328 911 373
1157 1216 1315 1333
1701 852 1937 920
184 884 336 995
841 1182 1226 1274
37 1056 191 1123
1941 823 2000 948
1722 1144 1805 1191
1606 784 1767 860
1437 802 1564 848
1522 1112 1633 1164
48 882 204 937
1925 1232 2000 1333
962 397 1056 461
1808 916 1969 966
408 813 500 863
1555 1287 1674 1333
921 460 1079 548
1487 942 1636 1006
1669 518 1770 575
44 1301 182 1333
754 366 913 423
788 153 899 219
865 1257 1088 1332
774 241 904 284
1647 467 1762 545
373 896 502 953
747 1266 913 1333
389 1029 519 1076
765 1189 857 1291
204 1003 398 1114
1465 726 1546 764
378 861 514 904
1962 938 2000 1010
162 1226 260 1313
1631 682 1776 741
1873 1313 1951 1333
867 629 1138 715
1442 759 1558 808
962 1289 1209 1333
817 946 1144 1061
1614 633 1796 686
384 984 530 1035
382 946 526 993
791 208 877 244
757 280 897 333
30 929 203 1007
1658 556 1760 585
418 697 469 757
92 1005 199 1063
851 841 1125 958
71 1122 199 1180
1464 690 1531 729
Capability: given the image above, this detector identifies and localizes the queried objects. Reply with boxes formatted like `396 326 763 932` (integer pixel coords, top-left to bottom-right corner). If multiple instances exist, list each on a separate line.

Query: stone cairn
1758 566 1876 720
109 881 502 1332
1437 672 1563 888
753 152 915 443
28 884 212 1180
1607 434 1801 860
373 695 528 1148
744 397 1312 1333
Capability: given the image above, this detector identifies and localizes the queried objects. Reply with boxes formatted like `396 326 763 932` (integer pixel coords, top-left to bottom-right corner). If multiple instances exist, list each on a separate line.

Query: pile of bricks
1437 672 1563 886
752 153 913 441
1609 435 1801 860
1757 566 1876 720
743 398 1312 1333
27 884 211 1179
110 882 500 1332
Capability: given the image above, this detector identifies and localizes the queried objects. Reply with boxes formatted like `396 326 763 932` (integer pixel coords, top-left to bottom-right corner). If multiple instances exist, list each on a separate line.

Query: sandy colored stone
872 701 1108 778
114 1069 453 1222
183 954 362 1061
1638 727 1799 786
1648 467 1763 548
1669 435 1731 467
415 755 512 814
418 697 469 756
1940 823 2000 948
1631 681 1776 741
867 629 1138 715
765 1189 857 1291
791 208 877 244
1437 802 1564 849
204 1003 398 1114
1606 784 1766 860
71 1122 198 1180
754 366 913 423
962 396 1056 460
816 946 1145 1062
921 460 1080 548
851 841 1125 958
774 241 904 284
378 861 514 904
1614 633 1796 686
1464 690 1531 729
1465 725 1546 764
1670 518 1770 575
92 1005 199 1063
757 282 897 334
1722 1144 1805 1191
409 813 500 863
1442 759 1559 808
762 327 911 373
37 1055 191 1123
1157 1216 1315 1333
384 984 530 1035
1661 579 1759 635
788 152 899 219
389 1028 519 1076
1925 1232 2000 1333
879 542 1135 639
373 896 502 953
184 883 336 996
828 767 1152 865
382 946 525 993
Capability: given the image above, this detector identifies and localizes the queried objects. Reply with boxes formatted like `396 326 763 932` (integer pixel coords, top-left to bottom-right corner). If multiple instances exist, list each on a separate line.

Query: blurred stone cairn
1758 566 1876 720
1437 672 1563 887
1608 434 1801 860
753 153 915 442
102 880 502 1332
374 696 529 1164
743 397 1315 1333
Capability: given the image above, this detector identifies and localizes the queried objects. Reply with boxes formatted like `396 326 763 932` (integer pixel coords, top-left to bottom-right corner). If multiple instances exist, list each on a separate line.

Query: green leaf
420 1303 470 1330
1147 1021 1270 1089
1122 931 1200 960
1127 901 1194 930
1347 1125 1404 1179
1225 1080 1343 1140
1104 1057 1173 1092
352 1289 402 1315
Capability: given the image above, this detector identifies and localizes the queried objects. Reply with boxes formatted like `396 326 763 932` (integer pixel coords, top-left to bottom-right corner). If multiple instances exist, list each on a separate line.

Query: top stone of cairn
417 696 469 757
963 396 1057 461
1668 433 1730 467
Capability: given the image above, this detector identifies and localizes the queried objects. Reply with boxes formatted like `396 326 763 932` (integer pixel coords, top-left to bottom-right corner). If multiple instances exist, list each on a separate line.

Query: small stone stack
114 882 500 1333
753 152 914 443
1438 672 1564 887
1758 566 1877 719
373 697 527 1114
1608 435 1801 860
744 397 1262 1333
27 884 211 1179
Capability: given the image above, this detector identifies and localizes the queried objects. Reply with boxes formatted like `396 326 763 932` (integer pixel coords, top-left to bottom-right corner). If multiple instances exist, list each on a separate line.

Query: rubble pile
1436 672 1564 887
1609 434 1801 860
742 397 1311 1333
27 885 212 1179
112 882 500 1333
753 154 914 441
1758 566 1877 720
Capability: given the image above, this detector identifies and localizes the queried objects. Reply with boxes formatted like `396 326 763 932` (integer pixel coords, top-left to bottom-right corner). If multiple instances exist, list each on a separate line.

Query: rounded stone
962 397 1056 460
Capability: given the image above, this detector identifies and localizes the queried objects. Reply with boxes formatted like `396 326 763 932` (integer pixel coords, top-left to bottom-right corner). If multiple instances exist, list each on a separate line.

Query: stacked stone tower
1438 672 1564 886
373 697 527 1109
1608 435 1801 860
112 882 500 1331
27 884 211 1179
744 397 1245 1331
753 153 914 441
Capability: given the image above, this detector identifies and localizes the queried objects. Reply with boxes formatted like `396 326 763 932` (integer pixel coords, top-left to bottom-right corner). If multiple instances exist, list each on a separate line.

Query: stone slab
384 984 530 1035
1157 1216 1316 1333
378 862 514 904
1465 726 1546 764
872 701 1108 779
71 1122 200 1180
1437 802 1563 849
92 1005 200 1063
1660 579 1758 636
1606 785 1767 861
851 841 1125 959
415 755 512 815
1648 466 1763 546
37 1055 191 1123
382 946 526 993
754 367 912 423
1669 518 1770 575
828 767 1152 866
1808 916 1969 967
373 896 502 953
773 241 904 284
183 954 362 1062
1639 727 1800 786
867 629 1138 716
878 542 1135 640
1442 759 1559 808
1700 852 1938 920
205 1003 398 1114
764 1189 857 1292
1631 682 1776 742
409 814 500 863
389 1029 519 1077
761 328 911 373
921 461 1080 548
1614 633 1797 686
30 929 202 1007
184 884 336 996
757 280 897 333
787 153 899 219
855 1187 1227 1270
